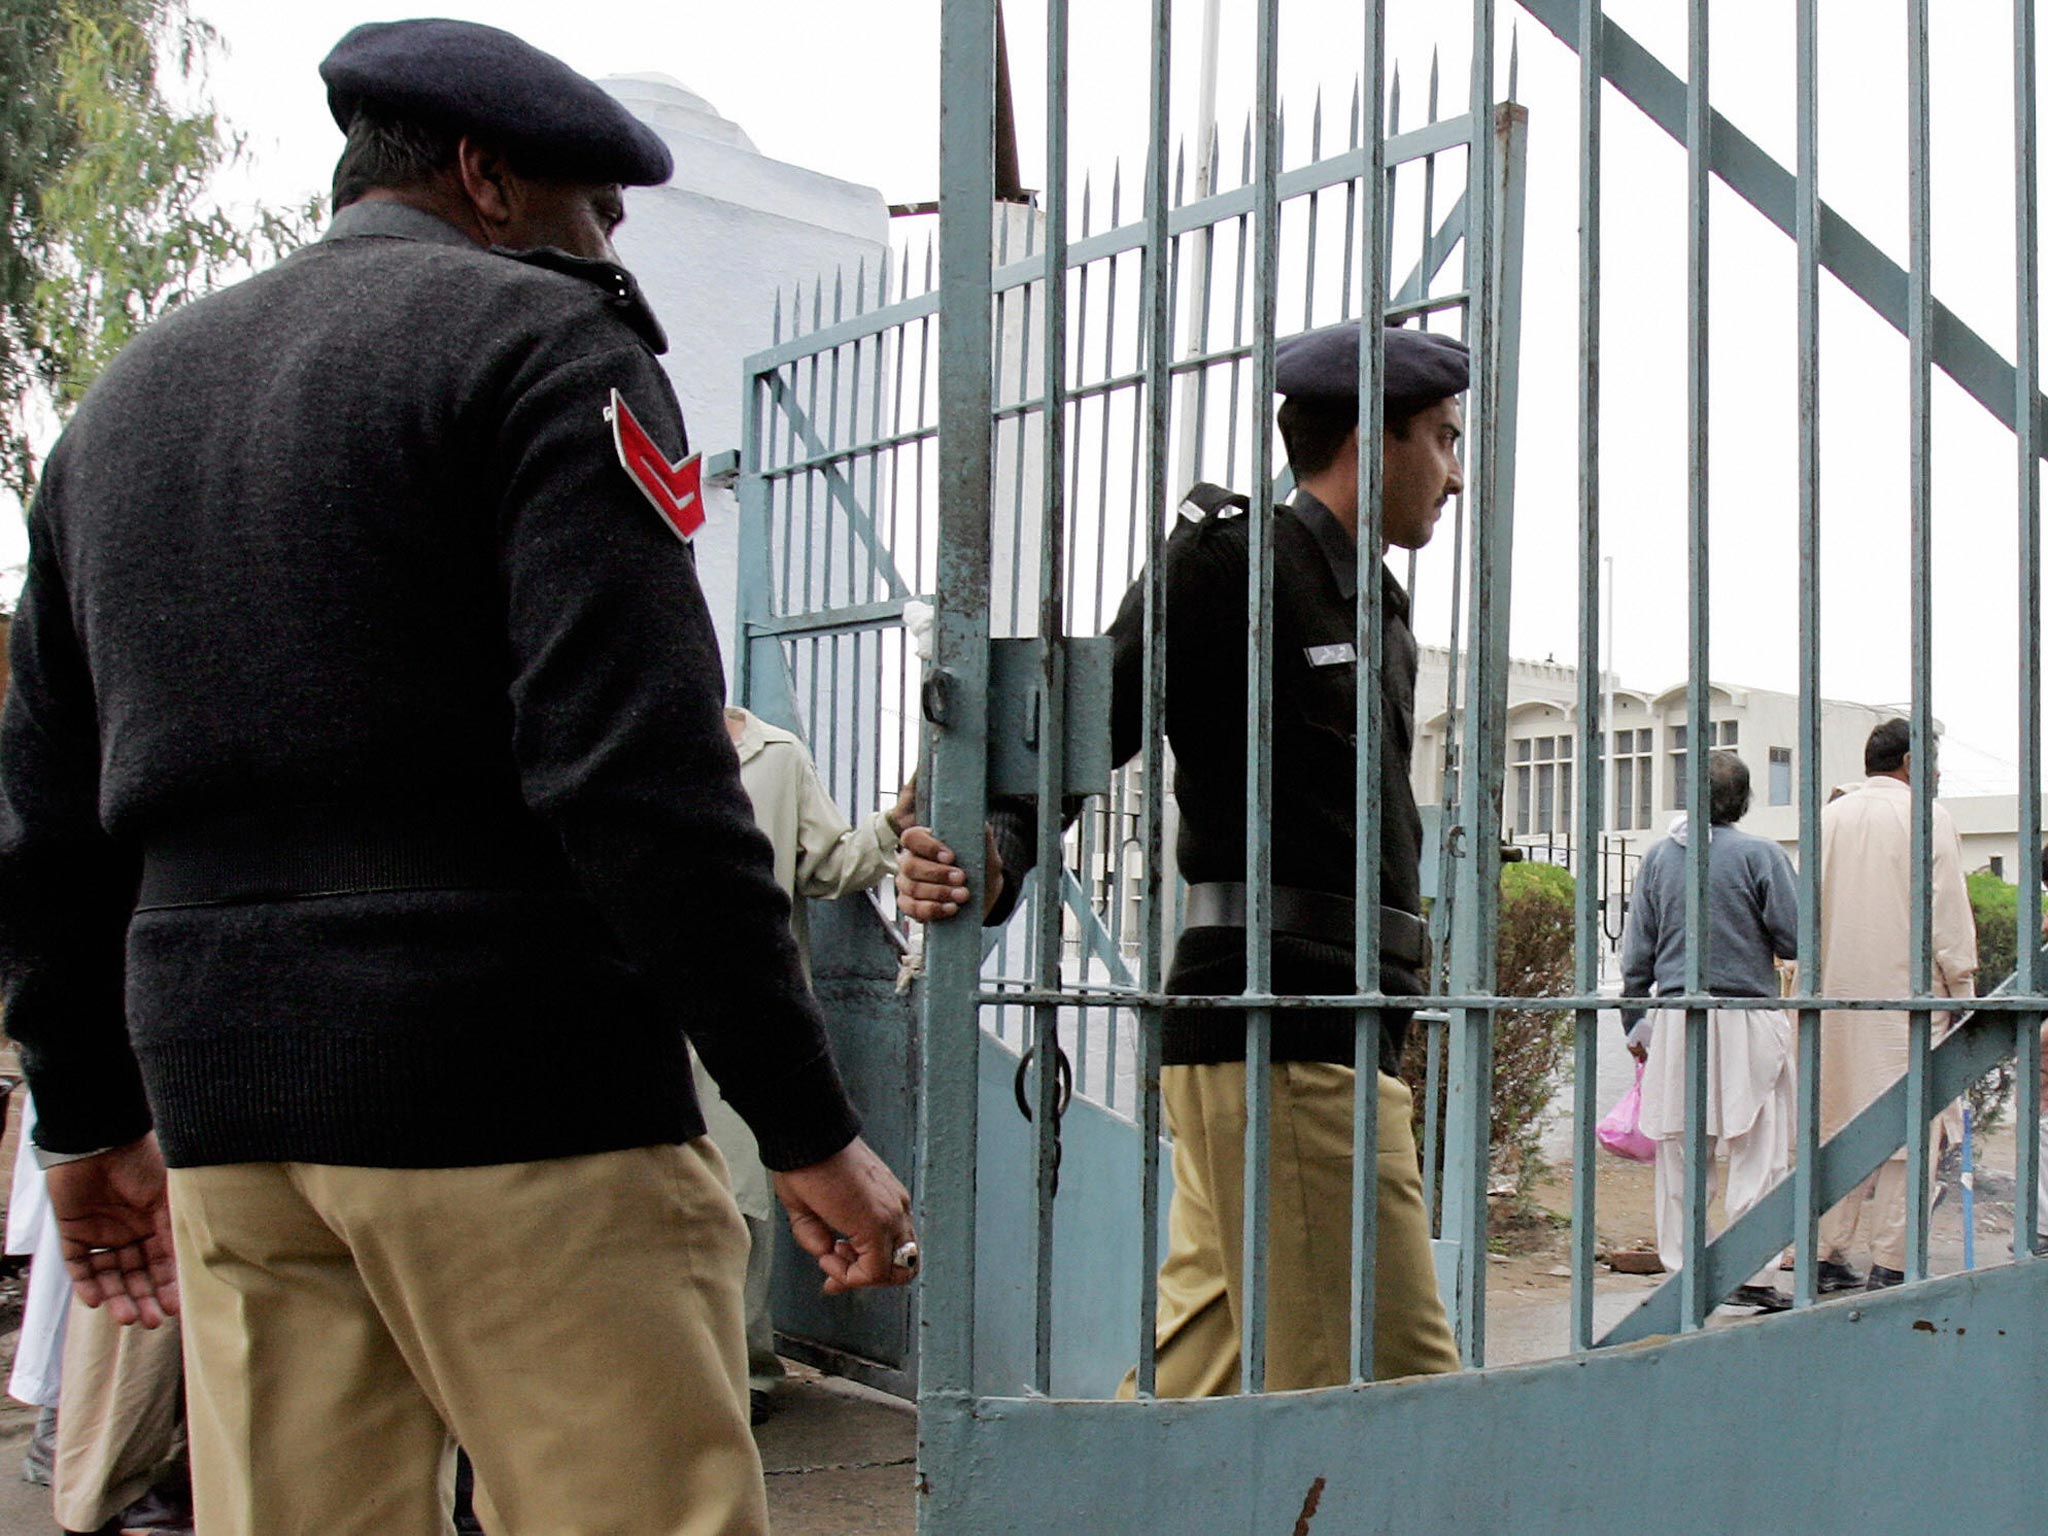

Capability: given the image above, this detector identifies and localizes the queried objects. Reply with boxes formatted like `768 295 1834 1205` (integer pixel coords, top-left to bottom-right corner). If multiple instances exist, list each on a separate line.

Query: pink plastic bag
1595 1063 1657 1162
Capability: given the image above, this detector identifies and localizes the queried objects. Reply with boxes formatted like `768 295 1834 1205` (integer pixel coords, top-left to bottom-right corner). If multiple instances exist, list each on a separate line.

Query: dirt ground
1479 1118 2025 1363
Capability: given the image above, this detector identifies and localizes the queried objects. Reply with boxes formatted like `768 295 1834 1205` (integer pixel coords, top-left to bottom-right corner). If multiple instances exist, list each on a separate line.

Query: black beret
1275 321 1469 405
320 19 673 187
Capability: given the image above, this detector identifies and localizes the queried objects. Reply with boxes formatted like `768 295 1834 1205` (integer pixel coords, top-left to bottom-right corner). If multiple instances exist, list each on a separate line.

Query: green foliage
1403 861 1578 1208
1968 869 2019 997
0 0 318 498
1963 869 2022 1138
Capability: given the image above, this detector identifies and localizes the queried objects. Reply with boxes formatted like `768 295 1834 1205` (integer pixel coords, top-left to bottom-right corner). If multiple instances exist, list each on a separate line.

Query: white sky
30 0 2048 794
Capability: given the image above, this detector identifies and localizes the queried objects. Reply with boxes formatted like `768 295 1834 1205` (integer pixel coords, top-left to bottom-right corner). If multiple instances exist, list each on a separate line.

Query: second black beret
1275 321 1470 404
320 19 673 187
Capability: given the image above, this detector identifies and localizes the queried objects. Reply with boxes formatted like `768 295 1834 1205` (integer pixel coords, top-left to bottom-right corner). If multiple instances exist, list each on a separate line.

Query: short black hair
331 110 464 209
1864 717 1912 776
1707 750 1750 826
1276 394 1442 477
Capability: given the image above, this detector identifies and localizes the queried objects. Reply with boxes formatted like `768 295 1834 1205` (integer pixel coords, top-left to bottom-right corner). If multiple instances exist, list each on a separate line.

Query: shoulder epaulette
495 246 668 354
1177 481 1251 523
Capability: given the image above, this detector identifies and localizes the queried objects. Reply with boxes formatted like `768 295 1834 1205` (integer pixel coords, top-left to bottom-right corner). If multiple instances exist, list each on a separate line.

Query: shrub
1402 862 1577 1208
1963 869 2023 1139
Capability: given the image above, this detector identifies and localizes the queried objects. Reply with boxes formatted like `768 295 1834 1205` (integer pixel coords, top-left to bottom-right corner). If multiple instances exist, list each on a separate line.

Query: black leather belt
135 810 575 912
1183 881 1425 969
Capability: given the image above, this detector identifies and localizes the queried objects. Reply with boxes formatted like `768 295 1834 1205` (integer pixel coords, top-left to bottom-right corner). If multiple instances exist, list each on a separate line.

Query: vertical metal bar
1422 1015 1444 1230
1135 0 1173 1396
1189 127 1222 482
1349 0 1388 1386
1240 0 1282 1397
1305 93 1325 333
1226 137 1252 486
1444 0 1500 1367
737 369 765 711
1006 213 1034 637
2015 0 2044 1261
1791 0 1825 1311
917 0 996 1409
1679 0 1712 1333
1905 0 1935 1285
1568 0 1604 1356
1340 80 1360 322
1025 0 1072 1397
1173 0 1222 498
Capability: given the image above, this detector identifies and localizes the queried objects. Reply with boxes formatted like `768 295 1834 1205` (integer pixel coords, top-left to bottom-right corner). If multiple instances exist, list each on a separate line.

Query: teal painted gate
737 1 2048 1528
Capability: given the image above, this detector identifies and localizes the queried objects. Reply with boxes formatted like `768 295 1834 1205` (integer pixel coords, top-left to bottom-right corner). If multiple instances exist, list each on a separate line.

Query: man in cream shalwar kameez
1817 728 1976 1285
692 708 909 1414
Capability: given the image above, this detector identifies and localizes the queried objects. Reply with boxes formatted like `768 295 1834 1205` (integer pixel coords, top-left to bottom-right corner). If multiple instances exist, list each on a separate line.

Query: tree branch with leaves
0 0 318 501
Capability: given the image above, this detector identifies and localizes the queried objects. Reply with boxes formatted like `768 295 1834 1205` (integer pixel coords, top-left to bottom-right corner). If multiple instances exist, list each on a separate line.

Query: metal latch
985 636 1115 800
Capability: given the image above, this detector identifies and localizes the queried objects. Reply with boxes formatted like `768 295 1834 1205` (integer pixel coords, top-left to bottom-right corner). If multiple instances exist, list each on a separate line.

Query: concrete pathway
0 1364 914 1536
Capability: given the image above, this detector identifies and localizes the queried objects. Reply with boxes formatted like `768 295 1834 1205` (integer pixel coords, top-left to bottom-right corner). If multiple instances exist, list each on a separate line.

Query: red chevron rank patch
606 388 703 542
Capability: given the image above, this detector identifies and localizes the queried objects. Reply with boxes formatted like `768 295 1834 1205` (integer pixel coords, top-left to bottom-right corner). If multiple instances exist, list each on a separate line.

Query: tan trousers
169 1141 761 1536
50 1297 184 1533
1123 1062 1461 1397
1819 1156 1923 1274
739 1215 786 1396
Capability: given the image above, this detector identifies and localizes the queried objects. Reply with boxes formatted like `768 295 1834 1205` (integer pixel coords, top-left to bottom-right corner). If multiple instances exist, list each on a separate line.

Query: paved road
0 1366 916 1536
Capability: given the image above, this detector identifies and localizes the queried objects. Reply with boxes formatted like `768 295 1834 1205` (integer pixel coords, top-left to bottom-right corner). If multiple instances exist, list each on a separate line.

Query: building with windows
1410 648 1911 855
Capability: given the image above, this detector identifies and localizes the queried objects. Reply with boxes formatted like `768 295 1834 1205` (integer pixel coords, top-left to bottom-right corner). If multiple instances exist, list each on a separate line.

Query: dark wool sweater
989 494 1423 1075
0 202 860 1170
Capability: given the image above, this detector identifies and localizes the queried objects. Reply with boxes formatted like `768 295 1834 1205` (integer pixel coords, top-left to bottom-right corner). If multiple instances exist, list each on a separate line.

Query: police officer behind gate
899 321 1466 1394
0 20 913 1534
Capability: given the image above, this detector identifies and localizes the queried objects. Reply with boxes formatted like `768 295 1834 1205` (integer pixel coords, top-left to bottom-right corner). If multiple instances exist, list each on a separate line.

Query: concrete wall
604 75 890 693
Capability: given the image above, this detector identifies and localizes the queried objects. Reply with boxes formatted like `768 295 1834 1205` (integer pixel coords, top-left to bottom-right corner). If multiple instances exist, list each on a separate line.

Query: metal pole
1349 0 1389 1386
1568 0 1605 1357
1679 0 1712 1333
1025 0 1071 1397
1904 0 1935 1285
1790 0 1825 1312
1239 0 1282 1397
1133 0 1173 1397
917 0 997 1414
1172 0 1225 498
1444 0 1501 1367
2012 0 2043 1262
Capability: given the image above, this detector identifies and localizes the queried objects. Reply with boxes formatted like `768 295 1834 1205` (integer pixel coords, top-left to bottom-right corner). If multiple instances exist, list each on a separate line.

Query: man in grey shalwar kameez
1622 752 1799 1309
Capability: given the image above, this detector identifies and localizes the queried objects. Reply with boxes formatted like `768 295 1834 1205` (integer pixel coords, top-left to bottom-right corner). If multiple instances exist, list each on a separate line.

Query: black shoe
1732 1284 1792 1313
1816 1259 1865 1294
750 1389 778 1426
1865 1264 1906 1291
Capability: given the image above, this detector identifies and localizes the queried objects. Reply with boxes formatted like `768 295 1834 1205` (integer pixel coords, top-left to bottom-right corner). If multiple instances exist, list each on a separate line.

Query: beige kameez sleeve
791 754 901 900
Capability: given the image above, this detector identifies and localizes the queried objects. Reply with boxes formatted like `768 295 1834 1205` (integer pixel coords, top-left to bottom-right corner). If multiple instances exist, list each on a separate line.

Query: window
1768 747 1792 807
1991 854 2007 880
1668 719 1739 811
1612 728 1653 831
1512 734 1573 836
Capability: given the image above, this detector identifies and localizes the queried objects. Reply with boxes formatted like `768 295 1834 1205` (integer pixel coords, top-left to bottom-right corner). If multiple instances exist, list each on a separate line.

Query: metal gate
738 1 2048 1529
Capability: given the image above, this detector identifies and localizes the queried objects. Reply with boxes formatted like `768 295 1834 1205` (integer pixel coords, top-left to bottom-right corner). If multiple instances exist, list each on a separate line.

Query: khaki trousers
50 1296 184 1533
739 1215 786 1396
1123 1062 1461 1397
169 1140 761 1536
1818 1156 1922 1274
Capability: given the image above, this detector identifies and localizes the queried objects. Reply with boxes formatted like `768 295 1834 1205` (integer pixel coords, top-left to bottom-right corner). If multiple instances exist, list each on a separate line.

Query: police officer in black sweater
901 322 1466 1395
0 21 910 1534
